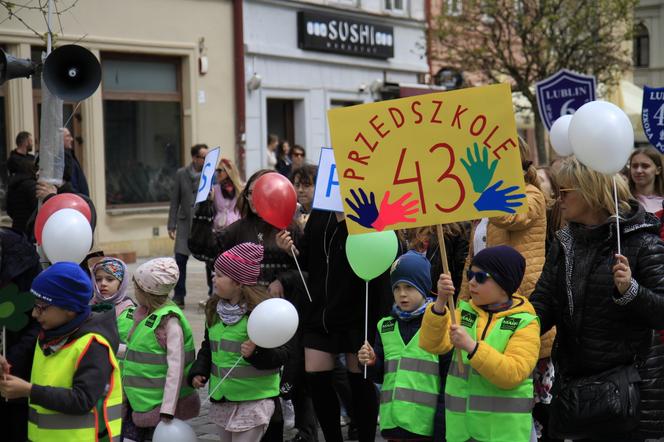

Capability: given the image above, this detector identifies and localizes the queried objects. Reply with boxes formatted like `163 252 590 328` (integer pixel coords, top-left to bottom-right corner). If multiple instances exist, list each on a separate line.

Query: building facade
0 0 236 257
241 0 429 176
634 0 664 88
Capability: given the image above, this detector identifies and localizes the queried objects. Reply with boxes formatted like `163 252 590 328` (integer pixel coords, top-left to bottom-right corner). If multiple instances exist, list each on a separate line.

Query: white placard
312 147 343 212
195 147 221 204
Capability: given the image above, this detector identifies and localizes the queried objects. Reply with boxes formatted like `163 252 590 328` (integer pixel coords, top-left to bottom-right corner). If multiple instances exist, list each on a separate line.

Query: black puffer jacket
531 201 664 438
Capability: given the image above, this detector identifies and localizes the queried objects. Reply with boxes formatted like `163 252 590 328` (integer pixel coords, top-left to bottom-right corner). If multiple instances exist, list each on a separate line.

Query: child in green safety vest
419 245 541 442
0 262 123 442
358 250 445 441
121 257 200 442
188 242 288 441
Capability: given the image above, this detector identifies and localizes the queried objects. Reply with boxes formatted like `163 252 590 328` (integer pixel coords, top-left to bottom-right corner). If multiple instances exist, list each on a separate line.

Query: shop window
633 23 649 68
102 55 182 207
385 0 405 12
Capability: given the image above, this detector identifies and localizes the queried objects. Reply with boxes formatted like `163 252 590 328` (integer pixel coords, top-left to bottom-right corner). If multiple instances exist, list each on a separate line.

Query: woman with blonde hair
531 156 664 441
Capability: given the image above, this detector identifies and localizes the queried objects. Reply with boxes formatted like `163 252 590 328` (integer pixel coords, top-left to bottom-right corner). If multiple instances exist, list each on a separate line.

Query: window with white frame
446 0 462 16
385 0 406 12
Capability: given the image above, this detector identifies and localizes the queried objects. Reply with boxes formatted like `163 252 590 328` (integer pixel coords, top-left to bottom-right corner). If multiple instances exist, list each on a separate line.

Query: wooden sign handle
435 225 465 375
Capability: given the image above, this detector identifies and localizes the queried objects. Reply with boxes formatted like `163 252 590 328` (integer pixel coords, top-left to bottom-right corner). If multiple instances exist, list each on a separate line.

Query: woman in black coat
530 157 664 442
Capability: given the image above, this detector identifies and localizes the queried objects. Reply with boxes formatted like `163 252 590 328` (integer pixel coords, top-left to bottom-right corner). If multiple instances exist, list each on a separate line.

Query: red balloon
35 193 92 244
252 173 297 230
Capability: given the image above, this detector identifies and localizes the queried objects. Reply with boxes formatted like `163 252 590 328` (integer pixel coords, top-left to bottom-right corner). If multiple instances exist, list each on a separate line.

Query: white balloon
153 418 197 442
247 298 299 348
568 100 634 174
42 208 92 264
549 115 574 156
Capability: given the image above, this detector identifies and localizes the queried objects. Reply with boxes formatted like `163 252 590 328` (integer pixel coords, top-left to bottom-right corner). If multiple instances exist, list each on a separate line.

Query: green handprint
460 142 499 193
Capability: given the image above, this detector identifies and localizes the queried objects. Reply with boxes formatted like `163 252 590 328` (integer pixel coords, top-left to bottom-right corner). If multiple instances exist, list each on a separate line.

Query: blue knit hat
471 245 525 296
390 250 432 298
31 262 93 313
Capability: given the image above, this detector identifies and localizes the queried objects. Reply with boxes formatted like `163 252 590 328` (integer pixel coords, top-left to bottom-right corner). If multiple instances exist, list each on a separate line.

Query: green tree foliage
431 0 639 163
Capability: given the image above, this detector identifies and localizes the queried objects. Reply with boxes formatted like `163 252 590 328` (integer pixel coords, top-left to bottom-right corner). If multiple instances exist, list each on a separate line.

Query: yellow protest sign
327 82 527 235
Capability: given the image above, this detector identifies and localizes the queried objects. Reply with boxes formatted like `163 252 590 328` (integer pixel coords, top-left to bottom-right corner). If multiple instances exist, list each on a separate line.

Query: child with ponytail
189 242 288 441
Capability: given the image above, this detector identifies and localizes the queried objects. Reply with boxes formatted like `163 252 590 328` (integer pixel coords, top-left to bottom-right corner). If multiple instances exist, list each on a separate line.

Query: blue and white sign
642 86 664 153
536 69 596 130
195 146 221 204
313 148 343 212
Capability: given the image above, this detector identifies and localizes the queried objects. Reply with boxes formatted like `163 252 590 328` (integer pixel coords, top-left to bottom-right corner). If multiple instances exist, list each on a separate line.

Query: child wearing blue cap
0 262 122 442
358 250 445 441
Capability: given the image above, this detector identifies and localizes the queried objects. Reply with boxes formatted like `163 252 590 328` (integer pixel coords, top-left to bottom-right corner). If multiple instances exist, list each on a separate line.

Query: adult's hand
35 181 57 200
612 254 632 295
276 231 298 256
192 375 207 389
168 229 176 240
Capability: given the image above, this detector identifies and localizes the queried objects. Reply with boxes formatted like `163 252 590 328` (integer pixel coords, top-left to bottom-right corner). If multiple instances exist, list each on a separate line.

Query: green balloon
346 230 399 281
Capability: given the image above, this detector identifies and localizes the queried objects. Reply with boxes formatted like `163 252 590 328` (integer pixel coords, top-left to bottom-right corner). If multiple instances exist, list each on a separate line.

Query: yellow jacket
460 183 554 359
419 295 540 390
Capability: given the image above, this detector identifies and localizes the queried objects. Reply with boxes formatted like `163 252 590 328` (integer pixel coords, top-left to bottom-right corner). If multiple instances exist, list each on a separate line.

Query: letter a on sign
313 148 344 212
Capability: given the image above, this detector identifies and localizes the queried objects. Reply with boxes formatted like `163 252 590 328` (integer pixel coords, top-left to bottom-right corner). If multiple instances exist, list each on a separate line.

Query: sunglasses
466 269 492 284
292 152 305 158
557 187 578 199
216 168 226 173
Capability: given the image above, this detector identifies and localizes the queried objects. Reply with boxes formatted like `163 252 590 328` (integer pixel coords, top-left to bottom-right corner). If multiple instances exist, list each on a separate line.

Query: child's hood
468 294 536 320
71 308 120 353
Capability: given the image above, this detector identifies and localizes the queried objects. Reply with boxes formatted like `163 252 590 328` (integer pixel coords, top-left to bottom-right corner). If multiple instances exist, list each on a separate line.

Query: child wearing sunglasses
419 245 540 442
357 250 444 441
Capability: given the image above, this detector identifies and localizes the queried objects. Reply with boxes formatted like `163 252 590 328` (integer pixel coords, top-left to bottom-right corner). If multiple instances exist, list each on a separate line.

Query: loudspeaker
43 44 101 102
0 49 38 85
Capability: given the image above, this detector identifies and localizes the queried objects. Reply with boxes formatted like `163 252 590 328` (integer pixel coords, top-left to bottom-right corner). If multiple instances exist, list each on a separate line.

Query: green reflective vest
122 304 196 412
445 300 537 442
378 316 440 437
208 316 280 401
117 306 135 345
29 332 123 442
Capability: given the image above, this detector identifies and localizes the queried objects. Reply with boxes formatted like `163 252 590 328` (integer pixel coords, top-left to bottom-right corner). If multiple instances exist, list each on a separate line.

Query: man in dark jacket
62 128 89 196
168 144 208 307
7 158 37 234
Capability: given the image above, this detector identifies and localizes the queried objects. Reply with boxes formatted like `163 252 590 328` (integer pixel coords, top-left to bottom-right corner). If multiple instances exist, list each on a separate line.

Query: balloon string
364 280 368 380
203 355 243 405
613 176 621 256
291 245 312 302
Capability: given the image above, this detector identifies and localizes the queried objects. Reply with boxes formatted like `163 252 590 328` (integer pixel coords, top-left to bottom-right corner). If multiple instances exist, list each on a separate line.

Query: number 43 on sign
327 83 528 235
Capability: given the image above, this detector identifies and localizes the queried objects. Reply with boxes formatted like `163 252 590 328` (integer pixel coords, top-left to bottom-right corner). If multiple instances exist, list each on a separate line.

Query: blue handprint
460 142 499 193
345 188 379 228
473 180 526 214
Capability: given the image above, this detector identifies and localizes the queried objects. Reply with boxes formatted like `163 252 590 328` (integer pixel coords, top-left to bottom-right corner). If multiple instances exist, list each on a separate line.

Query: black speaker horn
43 44 101 102
0 49 38 85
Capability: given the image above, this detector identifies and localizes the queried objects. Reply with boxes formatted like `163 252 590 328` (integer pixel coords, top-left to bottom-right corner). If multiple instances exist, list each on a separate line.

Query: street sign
536 69 596 131
642 86 664 153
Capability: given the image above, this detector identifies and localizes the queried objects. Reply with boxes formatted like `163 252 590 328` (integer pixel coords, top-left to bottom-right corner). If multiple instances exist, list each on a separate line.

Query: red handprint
371 191 420 231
